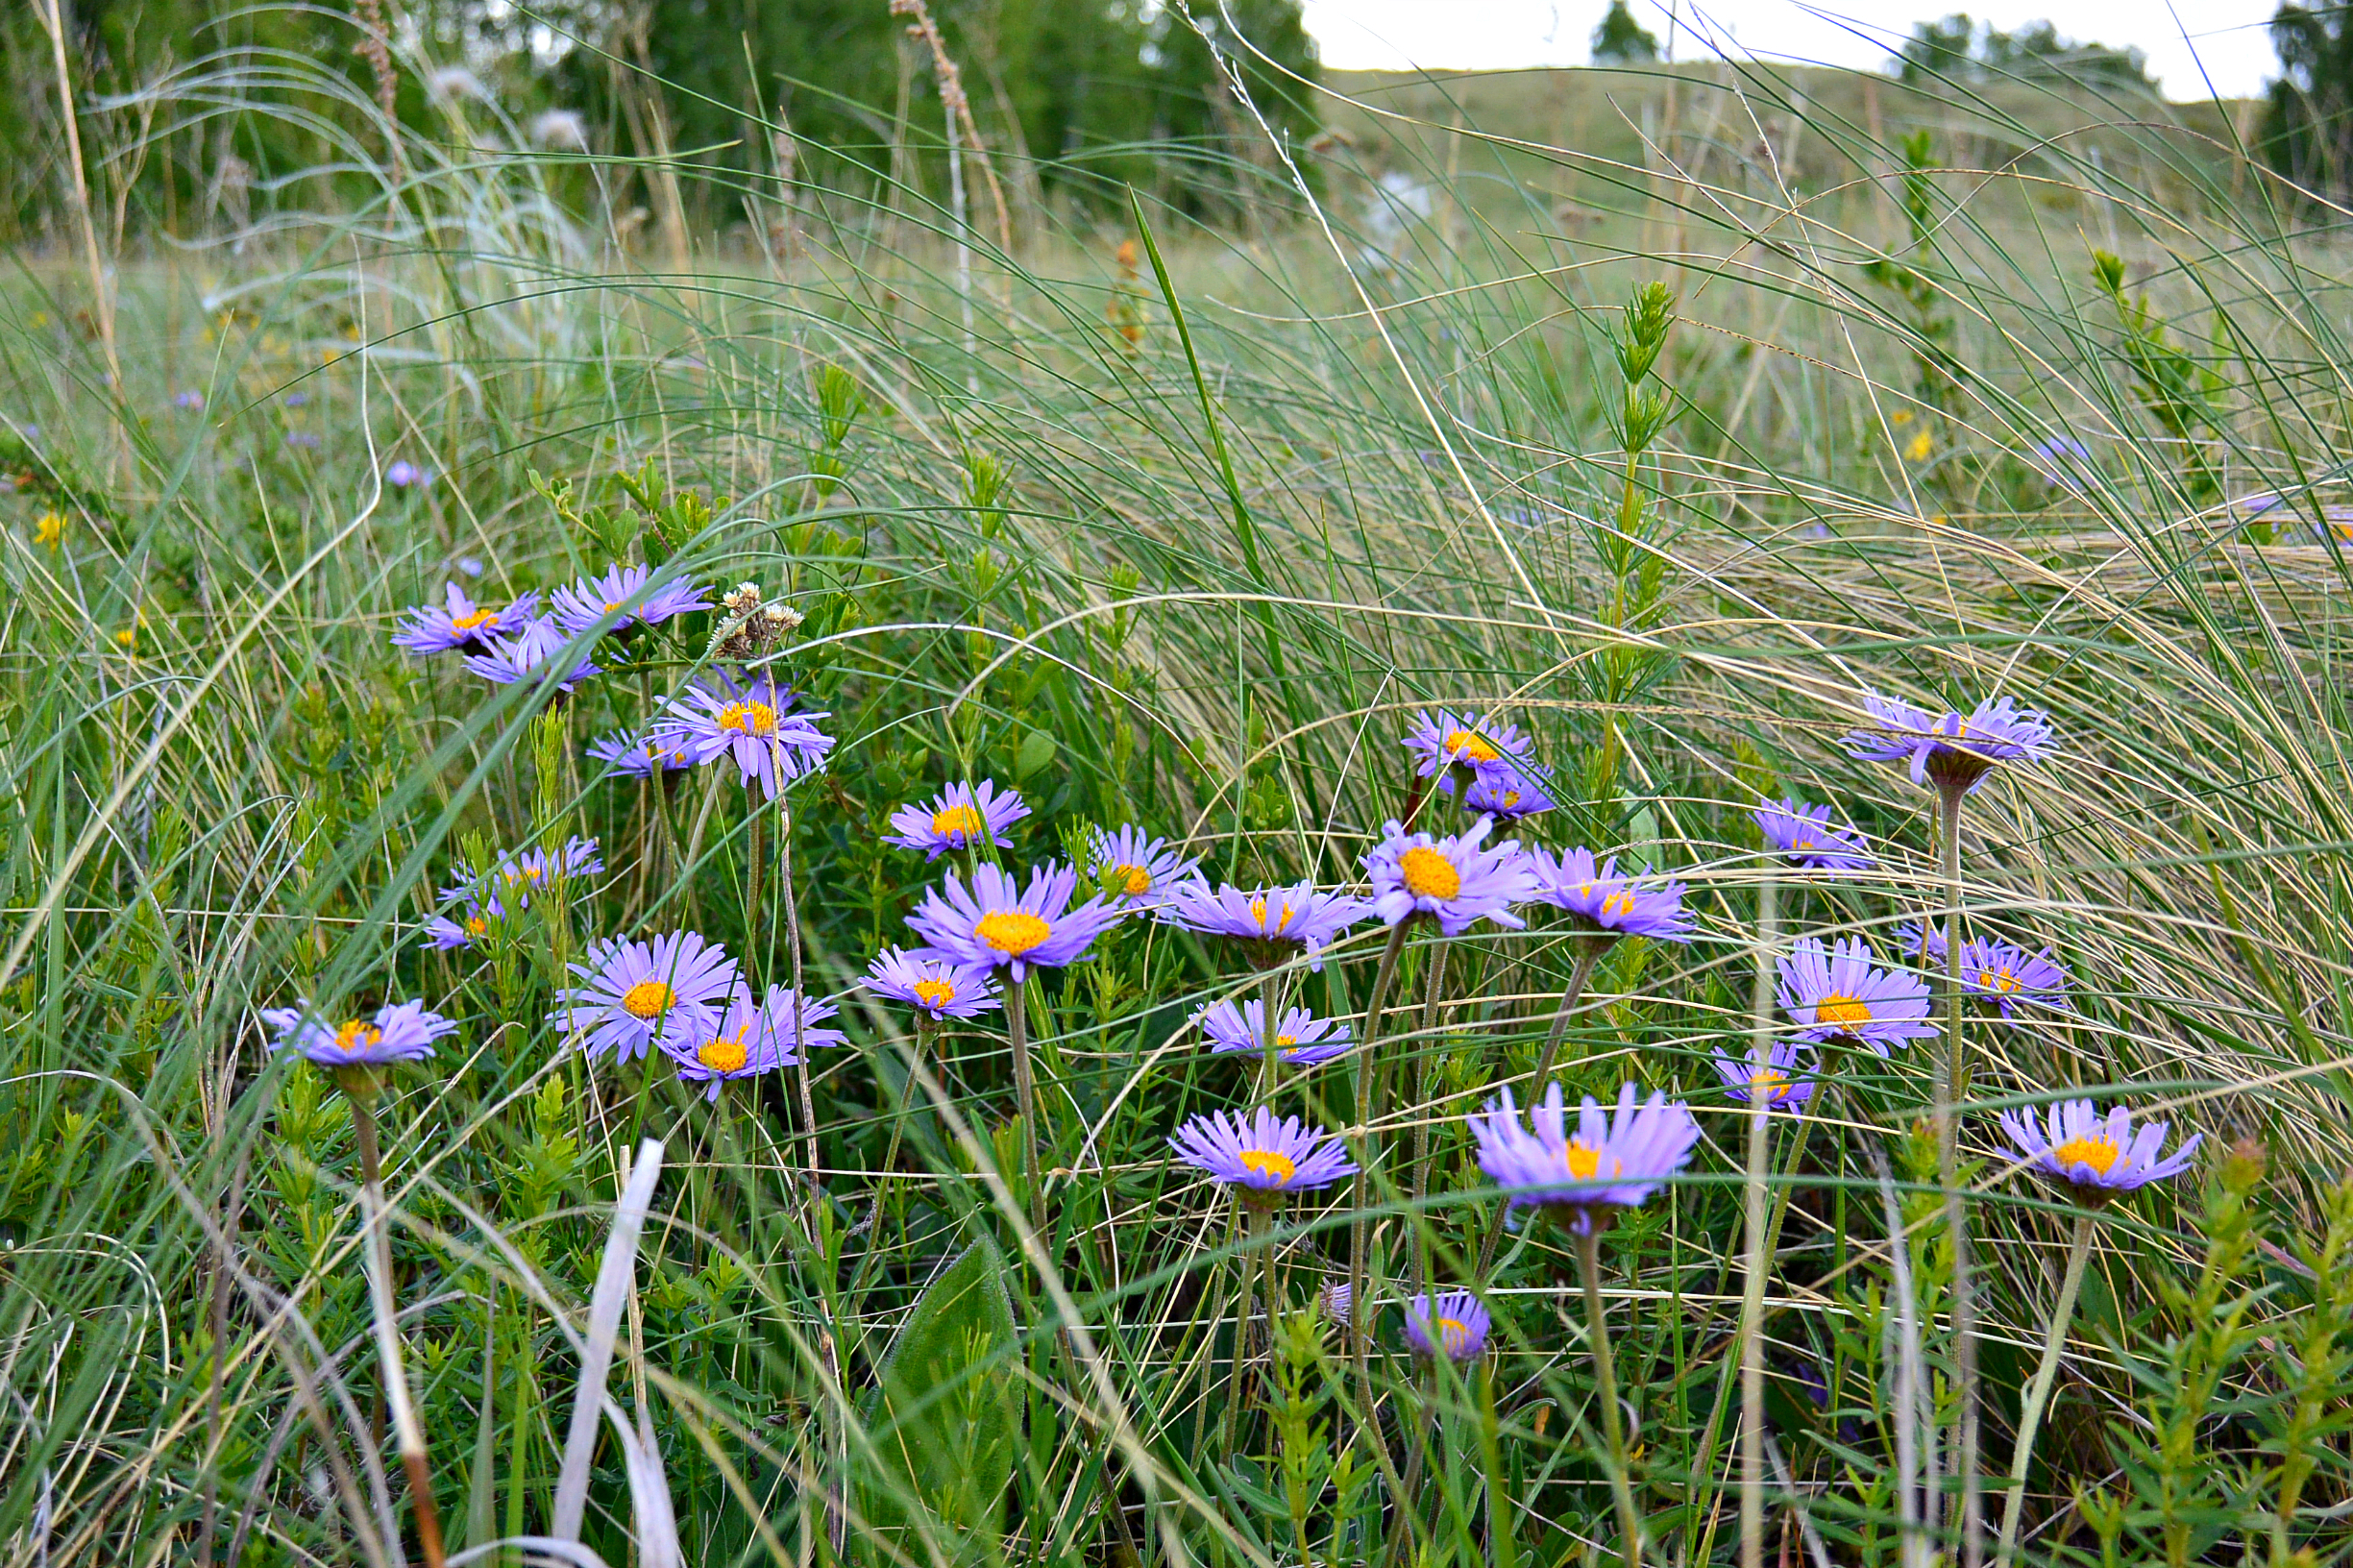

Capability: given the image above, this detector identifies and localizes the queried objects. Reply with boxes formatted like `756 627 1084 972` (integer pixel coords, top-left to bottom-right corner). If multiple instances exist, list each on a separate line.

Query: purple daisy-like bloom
2028 435 2096 492
660 984 844 1102
883 779 1029 859
462 616 601 692
1364 816 1539 936
1469 1082 1703 1232
1712 1039 1816 1112
1753 798 1874 873
1401 708 1535 786
1777 936 1936 1055
262 999 457 1067
906 861 1124 981
1317 1279 1353 1321
385 459 429 488
1961 937 2071 1020
550 930 739 1062
423 896 504 951
1527 847 1694 943
1159 878 1371 969
551 563 712 636
441 836 602 911
1999 1099 2201 1201
174 390 205 410
1168 1107 1359 1208
1198 998 1353 1066
1843 691 2054 793
587 726 694 777
1403 1289 1493 1361
1085 824 1202 906
1891 919 1949 967
392 583 541 655
670 674 833 800
862 945 1001 1021
1461 760 1556 821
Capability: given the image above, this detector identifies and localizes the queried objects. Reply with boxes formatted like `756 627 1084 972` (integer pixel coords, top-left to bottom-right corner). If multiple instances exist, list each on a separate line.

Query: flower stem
1408 936 1451 1301
1258 968 1283 1102
348 1092 447 1568
1007 974 1043 1235
1476 1358 1521 1568
1476 940 1605 1283
1937 777 1983 1568
1739 874 1779 1568
1577 1225 1644 1568
1996 1213 2096 1566
1226 1202 1270 1458
1350 921 1410 1360
776 796 820 1192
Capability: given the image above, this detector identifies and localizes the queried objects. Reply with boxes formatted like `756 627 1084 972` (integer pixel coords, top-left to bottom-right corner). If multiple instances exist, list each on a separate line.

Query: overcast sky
1301 0 2279 100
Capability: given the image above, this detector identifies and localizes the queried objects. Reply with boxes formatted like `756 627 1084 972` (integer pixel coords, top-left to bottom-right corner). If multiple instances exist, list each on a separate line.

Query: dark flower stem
347 1090 447 1568
1577 1224 1644 1568
1475 939 1605 1283
1996 1212 2096 1566
1258 969 1282 1101
1937 776 1983 1568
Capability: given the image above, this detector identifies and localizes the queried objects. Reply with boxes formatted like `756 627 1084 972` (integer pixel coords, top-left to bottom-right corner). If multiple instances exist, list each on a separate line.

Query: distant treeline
0 0 1321 245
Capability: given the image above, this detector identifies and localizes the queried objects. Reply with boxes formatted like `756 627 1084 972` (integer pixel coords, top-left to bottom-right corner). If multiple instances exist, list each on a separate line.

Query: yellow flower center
1561 1140 1618 1181
1435 1316 1474 1353
2052 1136 2121 1174
699 1031 750 1074
603 600 624 613
1498 791 1522 809
1752 1068 1790 1100
336 1019 381 1051
622 980 674 1019
1816 994 1873 1029
1250 897 1294 934
932 804 988 838
36 511 65 546
1600 890 1638 919
718 701 777 736
452 607 496 631
1113 864 1153 895
1398 845 1462 901
1979 967 2021 994
974 910 1051 956
465 915 488 938
1276 1034 1298 1047
1239 1149 1297 1185
912 978 957 1009
1442 729 1502 763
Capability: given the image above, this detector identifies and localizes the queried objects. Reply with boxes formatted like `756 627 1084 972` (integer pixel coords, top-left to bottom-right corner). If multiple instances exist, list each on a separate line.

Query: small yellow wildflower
1890 408 1914 426
1905 430 1933 462
34 510 65 549
114 625 136 650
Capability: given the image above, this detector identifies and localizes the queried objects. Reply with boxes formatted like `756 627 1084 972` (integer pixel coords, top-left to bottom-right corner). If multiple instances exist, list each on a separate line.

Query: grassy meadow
8 33 2353 1568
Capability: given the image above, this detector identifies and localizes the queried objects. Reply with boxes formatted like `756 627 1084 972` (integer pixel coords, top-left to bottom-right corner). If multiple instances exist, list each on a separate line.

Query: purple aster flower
1084 823 1202 906
1198 998 1353 1066
442 836 602 911
862 945 1001 1020
1999 1099 2201 1201
457 556 482 576
1401 707 1534 787
1843 691 2053 793
1317 1279 1353 1320
1962 936 2071 1020
462 616 602 693
1753 798 1874 873
1364 816 1539 936
1158 878 1371 969
659 984 845 1102
1711 1039 1815 1112
1469 1082 1703 1232
173 390 205 410
422 896 504 951
1776 936 1936 1055
1460 760 1555 821
1403 1289 1492 1361
883 779 1029 859
385 460 429 488
2027 435 2095 492
392 583 542 655
262 999 457 1067
587 726 694 777
1891 919 1949 967
283 430 322 451
1168 1107 1359 1210
906 861 1125 981
550 930 740 1062
1527 847 1694 943
669 674 833 799
550 563 712 636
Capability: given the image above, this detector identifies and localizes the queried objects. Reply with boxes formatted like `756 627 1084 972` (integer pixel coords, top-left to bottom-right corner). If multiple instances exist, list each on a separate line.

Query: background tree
2264 2 2353 200
1590 0 1659 66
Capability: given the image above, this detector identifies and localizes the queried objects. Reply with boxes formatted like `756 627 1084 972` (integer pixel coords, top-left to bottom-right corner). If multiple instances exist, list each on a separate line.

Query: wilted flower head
670 674 833 799
1528 847 1693 943
1461 760 1555 821
1999 1099 2200 1201
462 616 601 693
587 726 694 777
1469 1082 1703 1232
1168 1107 1359 1210
1197 998 1352 1066
393 583 540 655
1961 937 2071 1020
1777 936 1935 1055
529 109 588 148
551 930 739 1062
1317 1279 1353 1320
1158 878 1369 969
1365 816 1539 935
1753 798 1874 873
660 984 843 1102
1085 824 1201 905
884 780 1029 859
1843 691 2053 793
551 563 711 636
428 64 490 101
1712 1038 1815 1112
906 861 1123 980
862 945 1000 1021
1401 707 1533 786
1403 1289 1492 1361
263 999 456 1068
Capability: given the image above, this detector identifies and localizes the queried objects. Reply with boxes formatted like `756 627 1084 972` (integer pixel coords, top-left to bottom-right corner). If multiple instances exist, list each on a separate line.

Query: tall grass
6 15 2353 1567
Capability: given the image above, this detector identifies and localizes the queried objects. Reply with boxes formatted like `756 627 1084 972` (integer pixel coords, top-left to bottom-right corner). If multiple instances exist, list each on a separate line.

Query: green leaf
857 1237 1021 1558
1013 729 1057 780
